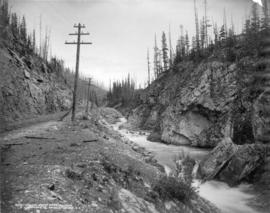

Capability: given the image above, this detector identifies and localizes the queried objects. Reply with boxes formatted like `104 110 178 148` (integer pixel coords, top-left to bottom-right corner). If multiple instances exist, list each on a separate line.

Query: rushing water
112 118 259 213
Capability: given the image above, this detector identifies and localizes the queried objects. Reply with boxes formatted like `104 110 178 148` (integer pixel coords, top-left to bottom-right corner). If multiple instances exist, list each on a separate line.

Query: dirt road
0 108 164 213
0 108 220 213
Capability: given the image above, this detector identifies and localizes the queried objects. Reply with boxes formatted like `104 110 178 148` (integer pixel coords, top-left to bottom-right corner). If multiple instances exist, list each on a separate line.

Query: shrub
174 151 196 186
152 175 194 202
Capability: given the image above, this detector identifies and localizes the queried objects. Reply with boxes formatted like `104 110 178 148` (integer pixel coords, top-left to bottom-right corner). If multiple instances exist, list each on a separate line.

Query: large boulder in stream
198 138 237 180
217 144 266 185
198 138 267 185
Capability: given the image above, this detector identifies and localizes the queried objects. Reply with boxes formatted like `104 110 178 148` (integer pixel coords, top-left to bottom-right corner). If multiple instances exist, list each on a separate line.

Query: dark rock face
198 138 267 186
253 90 270 144
128 61 237 147
0 48 72 130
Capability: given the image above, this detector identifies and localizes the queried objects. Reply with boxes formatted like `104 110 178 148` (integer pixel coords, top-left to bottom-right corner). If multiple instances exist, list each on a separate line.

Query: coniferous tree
147 48 151 86
162 31 169 71
180 25 186 57
168 25 173 68
219 25 226 41
32 29 36 53
185 31 190 55
200 19 206 48
194 0 200 52
223 9 228 39
157 49 163 75
0 0 9 28
203 0 211 48
10 13 19 39
251 3 260 33
261 0 269 32
213 22 219 44
20 16 27 43
153 34 158 79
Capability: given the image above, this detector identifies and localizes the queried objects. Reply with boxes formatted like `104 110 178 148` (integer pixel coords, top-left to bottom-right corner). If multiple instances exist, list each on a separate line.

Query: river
113 118 259 213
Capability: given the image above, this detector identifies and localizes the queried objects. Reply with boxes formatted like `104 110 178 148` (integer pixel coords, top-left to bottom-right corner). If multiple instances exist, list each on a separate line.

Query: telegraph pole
65 23 92 121
147 49 150 86
85 78 91 115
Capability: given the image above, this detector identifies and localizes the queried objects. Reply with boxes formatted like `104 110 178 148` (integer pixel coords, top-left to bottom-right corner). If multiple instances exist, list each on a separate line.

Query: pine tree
219 25 226 41
162 31 169 71
147 48 151 86
180 25 186 57
10 13 19 38
0 0 9 27
20 16 27 43
157 49 163 75
223 9 228 39
168 25 173 68
153 34 158 79
261 0 269 32
194 0 200 51
185 31 190 54
200 19 205 48
203 0 211 48
213 22 219 44
32 29 36 53
251 3 260 33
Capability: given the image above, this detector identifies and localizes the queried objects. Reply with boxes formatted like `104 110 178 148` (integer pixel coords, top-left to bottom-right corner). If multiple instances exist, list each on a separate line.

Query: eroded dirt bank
0 107 219 213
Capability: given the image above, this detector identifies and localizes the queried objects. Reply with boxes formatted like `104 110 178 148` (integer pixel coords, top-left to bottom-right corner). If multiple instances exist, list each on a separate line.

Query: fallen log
83 139 98 143
25 136 56 140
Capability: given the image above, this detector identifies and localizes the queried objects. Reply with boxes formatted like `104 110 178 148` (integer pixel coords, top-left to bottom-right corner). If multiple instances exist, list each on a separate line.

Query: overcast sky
9 0 256 88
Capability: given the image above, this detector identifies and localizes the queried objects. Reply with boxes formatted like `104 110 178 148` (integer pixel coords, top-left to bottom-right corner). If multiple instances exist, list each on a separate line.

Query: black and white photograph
0 0 270 212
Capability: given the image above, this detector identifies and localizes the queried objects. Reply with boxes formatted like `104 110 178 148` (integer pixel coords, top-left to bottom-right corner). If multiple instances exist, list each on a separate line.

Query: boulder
218 144 266 185
118 188 159 213
161 109 211 146
23 69 31 79
147 131 162 142
198 138 237 180
199 138 267 185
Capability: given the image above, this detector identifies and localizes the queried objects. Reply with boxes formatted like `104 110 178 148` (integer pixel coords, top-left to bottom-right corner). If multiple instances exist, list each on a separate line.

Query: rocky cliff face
128 61 240 148
0 47 72 131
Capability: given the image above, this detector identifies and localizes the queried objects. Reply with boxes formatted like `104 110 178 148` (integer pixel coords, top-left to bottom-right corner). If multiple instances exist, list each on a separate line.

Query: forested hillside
125 1 270 147
120 1 270 203
0 1 105 131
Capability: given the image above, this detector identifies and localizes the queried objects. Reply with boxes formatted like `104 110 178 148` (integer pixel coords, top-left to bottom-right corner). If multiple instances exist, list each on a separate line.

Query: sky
9 0 257 89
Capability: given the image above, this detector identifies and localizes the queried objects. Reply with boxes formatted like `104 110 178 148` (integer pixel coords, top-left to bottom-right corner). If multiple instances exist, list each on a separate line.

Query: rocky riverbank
0 107 220 213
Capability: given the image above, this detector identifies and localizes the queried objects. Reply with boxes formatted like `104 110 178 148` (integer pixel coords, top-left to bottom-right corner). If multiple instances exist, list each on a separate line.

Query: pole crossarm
74 24 86 28
80 42 92 45
69 32 90 36
65 41 92 45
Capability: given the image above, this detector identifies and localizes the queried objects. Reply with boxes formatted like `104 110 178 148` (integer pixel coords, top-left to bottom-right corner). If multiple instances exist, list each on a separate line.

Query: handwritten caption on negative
15 203 74 210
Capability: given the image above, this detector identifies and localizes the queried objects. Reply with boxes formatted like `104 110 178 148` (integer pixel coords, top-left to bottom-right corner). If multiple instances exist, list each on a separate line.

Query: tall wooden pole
72 23 81 121
65 23 92 121
86 78 91 114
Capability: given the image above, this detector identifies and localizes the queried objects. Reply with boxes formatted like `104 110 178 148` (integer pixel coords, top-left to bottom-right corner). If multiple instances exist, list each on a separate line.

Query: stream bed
113 118 260 213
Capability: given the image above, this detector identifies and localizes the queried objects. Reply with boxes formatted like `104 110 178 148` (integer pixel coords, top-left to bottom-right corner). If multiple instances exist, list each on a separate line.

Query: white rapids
112 118 259 213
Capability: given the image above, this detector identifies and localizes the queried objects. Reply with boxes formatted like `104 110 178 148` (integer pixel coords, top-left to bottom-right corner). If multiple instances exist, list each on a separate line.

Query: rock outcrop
253 89 270 145
0 47 72 131
128 61 238 147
